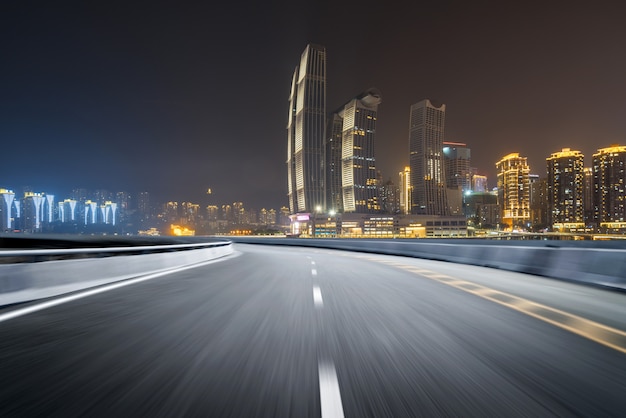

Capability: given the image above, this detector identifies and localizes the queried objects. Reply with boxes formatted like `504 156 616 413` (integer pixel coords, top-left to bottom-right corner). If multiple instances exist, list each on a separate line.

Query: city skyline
2 3 626 208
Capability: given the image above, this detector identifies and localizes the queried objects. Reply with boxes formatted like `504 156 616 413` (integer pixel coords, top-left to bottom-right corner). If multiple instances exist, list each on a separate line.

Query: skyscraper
583 167 593 225
326 113 343 212
398 167 411 215
409 99 448 215
287 44 327 214
593 145 626 225
496 153 531 229
443 141 471 191
546 148 584 230
329 89 382 213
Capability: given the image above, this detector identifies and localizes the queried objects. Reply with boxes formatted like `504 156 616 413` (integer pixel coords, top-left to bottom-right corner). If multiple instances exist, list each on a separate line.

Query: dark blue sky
2 2 626 208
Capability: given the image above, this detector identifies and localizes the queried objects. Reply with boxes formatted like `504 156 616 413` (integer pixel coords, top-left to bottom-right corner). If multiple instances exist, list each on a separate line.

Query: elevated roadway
0 243 624 416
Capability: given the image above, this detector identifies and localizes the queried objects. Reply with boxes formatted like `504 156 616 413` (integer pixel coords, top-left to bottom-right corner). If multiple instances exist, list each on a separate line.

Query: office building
330 89 382 213
443 141 472 191
464 191 499 228
472 174 488 192
326 113 343 212
287 44 327 214
496 153 531 229
593 145 626 229
398 167 411 215
409 99 448 215
546 148 585 231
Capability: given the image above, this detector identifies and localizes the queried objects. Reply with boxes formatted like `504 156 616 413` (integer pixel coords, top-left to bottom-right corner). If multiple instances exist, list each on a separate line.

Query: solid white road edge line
319 361 345 418
0 252 241 324
313 285 324 307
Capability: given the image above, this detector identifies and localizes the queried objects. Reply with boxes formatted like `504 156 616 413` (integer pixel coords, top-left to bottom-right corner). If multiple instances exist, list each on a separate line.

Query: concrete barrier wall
0 242 233 306
231 238 626 292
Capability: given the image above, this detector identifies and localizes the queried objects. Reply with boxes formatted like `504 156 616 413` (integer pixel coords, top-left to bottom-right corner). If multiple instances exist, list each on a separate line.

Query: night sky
2 2 626 209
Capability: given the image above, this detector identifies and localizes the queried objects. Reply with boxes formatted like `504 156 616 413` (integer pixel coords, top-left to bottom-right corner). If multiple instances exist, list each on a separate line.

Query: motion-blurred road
0 243 625 417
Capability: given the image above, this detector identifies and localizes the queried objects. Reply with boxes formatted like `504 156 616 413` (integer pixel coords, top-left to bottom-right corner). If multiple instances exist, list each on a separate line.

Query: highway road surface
0 243 625 417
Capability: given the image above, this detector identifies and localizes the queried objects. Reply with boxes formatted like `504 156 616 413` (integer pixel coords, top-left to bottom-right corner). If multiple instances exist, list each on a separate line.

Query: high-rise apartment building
443 141 472 191
409 99 448 215
137 191 151 223
287 44 327 214
22 192 45 232
43 194 55 223
529 175 548 229
546 148 584 230
326 113 343 212
398 167 411 215
583 167 593 225
593 145 626 225
329 89 382 213
496 153 531 229
0 189 16 231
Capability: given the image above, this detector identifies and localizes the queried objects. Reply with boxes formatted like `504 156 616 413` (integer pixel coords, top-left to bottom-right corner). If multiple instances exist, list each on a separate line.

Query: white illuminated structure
103 201 118 225
23 192 45 231
45 194 55 223
1 189 15 230
287 44 327 214
85 200 97 224
61 199 77 222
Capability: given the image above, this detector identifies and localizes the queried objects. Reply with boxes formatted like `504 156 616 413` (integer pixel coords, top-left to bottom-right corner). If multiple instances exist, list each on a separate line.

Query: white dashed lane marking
313 286 324 307
319 361 345 418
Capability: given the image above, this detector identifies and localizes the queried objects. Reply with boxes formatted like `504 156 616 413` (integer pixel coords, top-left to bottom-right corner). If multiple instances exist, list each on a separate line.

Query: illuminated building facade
104 201 118 225
399 167 411 215
84 200 97 224
472 174 488 192
464 191 499 228
137 192 151 223
409 99 449 215
496 153 531 229
593 145 626 228
583 167 594 224
546 148 584 231
44 194 55 223
326 113 344 212
61 199 78 222
530 176 548 229
335 89 382 213
0 189 16 231
206 205 218 221
443 142 471 191
287 44 327 214
379 179 399 214
22 192 45 232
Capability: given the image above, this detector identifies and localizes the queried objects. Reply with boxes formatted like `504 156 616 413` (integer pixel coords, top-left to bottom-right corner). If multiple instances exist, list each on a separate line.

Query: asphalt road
0 243 625 417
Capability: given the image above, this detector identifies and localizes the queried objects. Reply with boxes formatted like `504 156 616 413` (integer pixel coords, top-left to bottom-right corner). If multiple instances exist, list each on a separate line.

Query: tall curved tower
287 44 327 214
